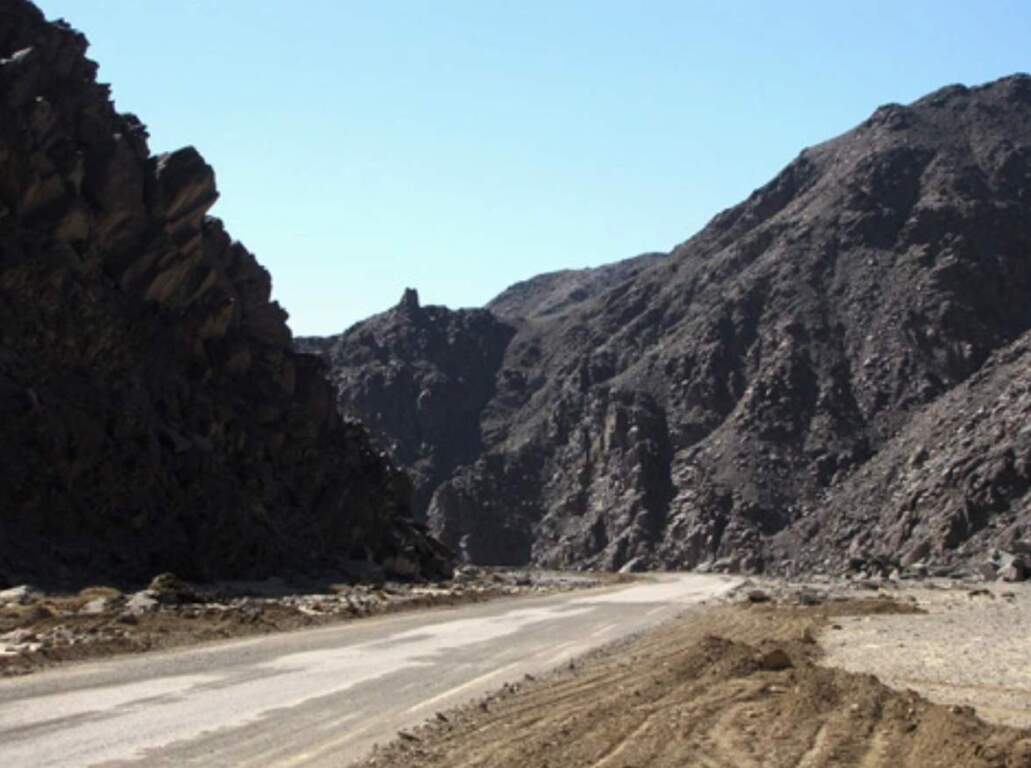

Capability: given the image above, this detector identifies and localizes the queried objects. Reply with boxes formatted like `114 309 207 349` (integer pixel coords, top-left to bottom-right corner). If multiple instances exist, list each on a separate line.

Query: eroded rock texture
307 75 1031 574
0 1 450 586
296 290 516 522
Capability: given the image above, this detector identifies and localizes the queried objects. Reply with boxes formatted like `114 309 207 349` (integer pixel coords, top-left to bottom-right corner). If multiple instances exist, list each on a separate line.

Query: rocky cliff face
296 289 516 519
307 74 1031 575
771 329 1031 577
0 1 450 587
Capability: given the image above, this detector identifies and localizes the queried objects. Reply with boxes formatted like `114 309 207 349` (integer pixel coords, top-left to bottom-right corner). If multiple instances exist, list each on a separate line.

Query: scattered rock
618 557 646 574
0 585 43 605
797 590 824 606
147 573 203 604
80 597 115 615
757 648 793 671
1 567 610 676
0 628 36 644
124 592 159 615
1001 561 1027 583
978 561 999 581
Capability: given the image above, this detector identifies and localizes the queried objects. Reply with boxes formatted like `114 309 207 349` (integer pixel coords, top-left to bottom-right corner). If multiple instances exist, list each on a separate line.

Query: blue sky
40 1 1030 335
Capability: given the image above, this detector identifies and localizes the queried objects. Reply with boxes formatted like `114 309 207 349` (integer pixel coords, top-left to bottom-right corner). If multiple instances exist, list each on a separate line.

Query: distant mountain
296 290 515 518
304 74 1031 576
486 253 666 321
0 0 450 586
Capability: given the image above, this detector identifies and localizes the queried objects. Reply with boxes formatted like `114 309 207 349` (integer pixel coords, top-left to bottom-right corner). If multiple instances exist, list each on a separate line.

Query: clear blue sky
39 1 1030 335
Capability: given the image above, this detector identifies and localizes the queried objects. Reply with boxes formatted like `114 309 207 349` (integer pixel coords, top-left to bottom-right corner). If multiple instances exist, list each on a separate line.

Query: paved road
0 574 739 767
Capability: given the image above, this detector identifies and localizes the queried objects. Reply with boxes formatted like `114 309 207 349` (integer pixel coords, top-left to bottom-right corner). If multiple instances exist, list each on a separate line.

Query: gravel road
0 573 739 767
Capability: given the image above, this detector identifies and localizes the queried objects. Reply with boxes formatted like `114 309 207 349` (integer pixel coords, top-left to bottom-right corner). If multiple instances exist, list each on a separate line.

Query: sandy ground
822 580 1031 729
0 568 622 677
356 586 1031 768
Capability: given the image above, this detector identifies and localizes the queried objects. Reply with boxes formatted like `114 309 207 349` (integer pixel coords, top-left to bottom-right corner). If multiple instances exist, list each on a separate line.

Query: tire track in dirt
356 599 1031 768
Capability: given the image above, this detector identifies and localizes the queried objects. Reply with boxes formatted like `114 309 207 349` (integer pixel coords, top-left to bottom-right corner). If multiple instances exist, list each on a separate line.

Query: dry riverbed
0 568 622 676
358 579 1031 768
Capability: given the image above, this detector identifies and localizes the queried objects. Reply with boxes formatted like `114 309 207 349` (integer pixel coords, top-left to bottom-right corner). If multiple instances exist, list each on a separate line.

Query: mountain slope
296 289 516 517
486 252 666 321
307 74 1031 574
0 1 450 586
772 328 1031 576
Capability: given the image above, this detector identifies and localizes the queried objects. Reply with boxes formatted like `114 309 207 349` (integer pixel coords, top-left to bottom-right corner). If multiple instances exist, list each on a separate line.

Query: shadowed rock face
307 74 1031 574
0 1 451 587
296 290 517 523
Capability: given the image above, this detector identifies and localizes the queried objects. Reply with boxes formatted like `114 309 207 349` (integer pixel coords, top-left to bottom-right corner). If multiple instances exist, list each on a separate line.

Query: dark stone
300 74 1031 576
758 648 794 671
0 0 451 588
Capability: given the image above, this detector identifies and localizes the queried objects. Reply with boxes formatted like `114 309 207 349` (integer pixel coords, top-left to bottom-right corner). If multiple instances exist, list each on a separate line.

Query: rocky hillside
771 328 1031 577
0 0 450 587
296 289 516 517
486 252 666 321
306 74 1031 576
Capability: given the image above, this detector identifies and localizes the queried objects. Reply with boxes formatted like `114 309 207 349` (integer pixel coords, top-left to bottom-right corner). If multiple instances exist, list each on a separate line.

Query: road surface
0 573 739 767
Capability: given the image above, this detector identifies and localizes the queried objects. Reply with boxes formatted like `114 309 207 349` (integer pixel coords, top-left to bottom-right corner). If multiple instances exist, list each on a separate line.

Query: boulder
797 590 824 606
80 597 114 615
0 585 43 605
124 592 159 615
758 648 793 671
979 561 1000 581
999 553 1027 583
147 573 201 604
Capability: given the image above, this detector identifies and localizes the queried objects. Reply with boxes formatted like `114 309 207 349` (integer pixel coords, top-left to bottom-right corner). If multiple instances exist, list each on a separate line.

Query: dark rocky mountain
305 74 1031 575
0 0 450 587
486 252 666 321
296 290 516 517
771 328 1031 576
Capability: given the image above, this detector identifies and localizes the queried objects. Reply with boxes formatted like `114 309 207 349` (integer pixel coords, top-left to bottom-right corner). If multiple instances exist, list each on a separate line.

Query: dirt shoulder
356 589 1031 768
822 580 1031 729
0 568 626 677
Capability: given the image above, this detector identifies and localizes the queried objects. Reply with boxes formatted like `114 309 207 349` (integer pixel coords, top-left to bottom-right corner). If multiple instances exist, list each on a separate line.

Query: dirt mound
358 600 1031 768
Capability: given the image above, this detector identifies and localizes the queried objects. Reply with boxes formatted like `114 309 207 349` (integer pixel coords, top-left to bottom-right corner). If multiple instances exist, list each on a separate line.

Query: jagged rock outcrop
0 0 451 587
296 289 516 518
308 74 1031 574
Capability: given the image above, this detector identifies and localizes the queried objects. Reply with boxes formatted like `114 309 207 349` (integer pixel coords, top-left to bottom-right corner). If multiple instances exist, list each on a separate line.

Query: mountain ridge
304 72 1031 575
0 0 450 587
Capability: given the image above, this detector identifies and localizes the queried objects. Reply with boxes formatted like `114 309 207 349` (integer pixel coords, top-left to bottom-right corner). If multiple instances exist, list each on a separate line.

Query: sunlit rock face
0 0 452 587
307 75 1031 575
